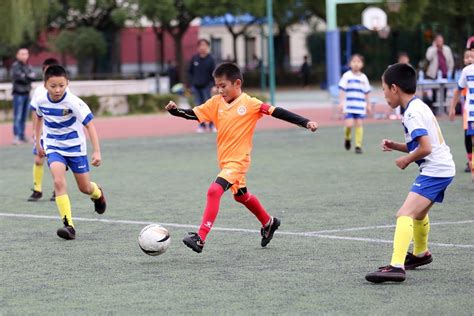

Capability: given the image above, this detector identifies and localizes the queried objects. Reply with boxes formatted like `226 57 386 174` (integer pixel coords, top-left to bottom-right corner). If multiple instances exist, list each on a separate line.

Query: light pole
266 0 275 105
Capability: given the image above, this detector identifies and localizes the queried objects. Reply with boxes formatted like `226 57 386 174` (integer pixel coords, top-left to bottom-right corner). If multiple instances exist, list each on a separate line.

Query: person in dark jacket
188 39 216 133
11 48 36 144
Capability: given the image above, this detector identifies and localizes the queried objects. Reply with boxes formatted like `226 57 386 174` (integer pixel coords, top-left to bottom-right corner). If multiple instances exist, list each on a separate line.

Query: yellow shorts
218 161 248 194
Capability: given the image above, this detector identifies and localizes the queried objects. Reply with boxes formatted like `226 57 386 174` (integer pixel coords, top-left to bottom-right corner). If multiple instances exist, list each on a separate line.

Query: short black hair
197 38 210 46
213 62 243 83
382 63 417 94
44 65 68 82
42 58 59 71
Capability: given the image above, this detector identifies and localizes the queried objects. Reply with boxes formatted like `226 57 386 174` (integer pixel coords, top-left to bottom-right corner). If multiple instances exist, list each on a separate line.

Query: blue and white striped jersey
457 63 474 122
338 70 371 115
35 91 93 157
402 97 455 177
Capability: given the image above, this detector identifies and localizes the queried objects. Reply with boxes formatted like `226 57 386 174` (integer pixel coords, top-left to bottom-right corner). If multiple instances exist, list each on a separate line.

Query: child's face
464 51 473 65
382 79 400 109
214 76 241 103
45 76 68 101
350 56 364 72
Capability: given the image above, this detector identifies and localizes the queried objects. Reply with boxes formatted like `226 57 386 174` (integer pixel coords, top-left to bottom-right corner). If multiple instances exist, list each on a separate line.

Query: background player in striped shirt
34 65 106 240
366 63 455 283
28 58 61 202
450 49 474 179
338 54 371 154
166 62 318 253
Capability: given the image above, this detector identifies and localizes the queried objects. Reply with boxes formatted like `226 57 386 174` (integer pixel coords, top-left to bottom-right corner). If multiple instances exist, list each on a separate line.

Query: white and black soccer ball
138 224 171 256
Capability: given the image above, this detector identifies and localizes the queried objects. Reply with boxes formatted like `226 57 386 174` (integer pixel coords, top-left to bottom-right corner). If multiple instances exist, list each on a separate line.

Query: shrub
81 95 100 114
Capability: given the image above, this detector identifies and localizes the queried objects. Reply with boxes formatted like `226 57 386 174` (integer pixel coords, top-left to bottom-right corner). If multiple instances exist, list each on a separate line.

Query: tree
0 0 49 66
48 0 137 75
52 27 107 76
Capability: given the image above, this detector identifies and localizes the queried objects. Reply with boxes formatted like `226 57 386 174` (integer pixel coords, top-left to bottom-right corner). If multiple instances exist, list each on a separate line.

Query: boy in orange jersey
166 62 318 253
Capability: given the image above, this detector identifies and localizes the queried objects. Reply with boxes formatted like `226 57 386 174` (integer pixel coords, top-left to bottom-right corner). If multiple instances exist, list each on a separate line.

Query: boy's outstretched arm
448 89 460 121
84 121 102 167
261 103 318 132
165 101 199 120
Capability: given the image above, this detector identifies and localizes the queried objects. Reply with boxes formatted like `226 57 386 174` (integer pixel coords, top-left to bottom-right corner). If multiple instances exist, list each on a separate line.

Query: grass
0 121 473 315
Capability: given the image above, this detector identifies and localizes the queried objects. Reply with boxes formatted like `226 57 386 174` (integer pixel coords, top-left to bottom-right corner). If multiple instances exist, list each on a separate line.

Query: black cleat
50 191 56 202
465 162 471 173
355 147 363 154
27 190 42 202
183 232 204 253
365 265 406 283
404 251 433 270
261 217 280 247
57 216 75 240
91 188 106 214
344 139 351 150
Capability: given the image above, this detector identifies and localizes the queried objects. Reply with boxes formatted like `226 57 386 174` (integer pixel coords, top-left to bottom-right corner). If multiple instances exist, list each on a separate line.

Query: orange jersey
193 92 274 169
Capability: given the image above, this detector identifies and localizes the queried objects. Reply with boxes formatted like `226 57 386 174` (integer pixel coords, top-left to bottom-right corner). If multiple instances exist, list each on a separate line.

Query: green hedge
127 93 179 114
81 95 101 114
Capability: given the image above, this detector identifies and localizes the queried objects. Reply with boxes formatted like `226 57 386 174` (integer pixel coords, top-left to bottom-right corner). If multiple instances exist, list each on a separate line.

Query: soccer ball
138 224 171 256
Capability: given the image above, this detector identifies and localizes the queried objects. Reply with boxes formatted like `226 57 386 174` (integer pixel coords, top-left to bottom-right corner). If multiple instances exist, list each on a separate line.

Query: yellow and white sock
413 216 430 256
55 194 74 227
90 182 102 199
355 126 363 148
33 164 44 192
390 216 413 267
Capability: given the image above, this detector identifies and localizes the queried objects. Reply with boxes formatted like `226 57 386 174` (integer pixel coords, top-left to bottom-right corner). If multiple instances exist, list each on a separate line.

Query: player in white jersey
28 58 62 202
366 63 455 283
34 65 106 240
338 54 371 154
449 49 474 182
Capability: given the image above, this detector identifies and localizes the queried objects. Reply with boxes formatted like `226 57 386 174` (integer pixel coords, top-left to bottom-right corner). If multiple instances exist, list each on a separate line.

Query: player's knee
78 183 91 194
207 183 223 199
234 189 249 203
53 178 66 191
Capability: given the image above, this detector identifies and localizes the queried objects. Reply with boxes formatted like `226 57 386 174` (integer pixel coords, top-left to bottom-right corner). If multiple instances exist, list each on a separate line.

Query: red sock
468 153 472 162
197 183 224 241
234 192 271 226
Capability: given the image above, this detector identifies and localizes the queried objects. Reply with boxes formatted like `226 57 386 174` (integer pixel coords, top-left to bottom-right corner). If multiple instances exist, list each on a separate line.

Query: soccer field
0 121 473 315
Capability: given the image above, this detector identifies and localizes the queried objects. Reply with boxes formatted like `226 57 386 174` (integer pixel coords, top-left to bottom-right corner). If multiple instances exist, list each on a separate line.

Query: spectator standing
10 48 36 144
188 39 216 133
300 55 311 88
425 34 454 80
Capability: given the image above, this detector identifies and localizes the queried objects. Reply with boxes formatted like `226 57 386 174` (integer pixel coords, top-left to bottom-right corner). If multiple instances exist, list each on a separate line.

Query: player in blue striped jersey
449 50 474 182
338 54 371 154
366 63 455 283
28 58 62 202
34 65 106 240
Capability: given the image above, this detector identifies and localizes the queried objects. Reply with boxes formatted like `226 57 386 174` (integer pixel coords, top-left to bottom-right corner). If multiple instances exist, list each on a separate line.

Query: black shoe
404 251 433 270
57 216 76 240
355 147 363 154
365 265 406 283
27 190 43 202
344 139 351 150
50 191 56 202
91 188 106 214
183 232 204 253
465 162 471 173
261 217 280 247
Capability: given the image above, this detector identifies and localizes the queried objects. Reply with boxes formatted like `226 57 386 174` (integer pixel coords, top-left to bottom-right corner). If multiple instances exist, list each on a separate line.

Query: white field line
1 212 473 249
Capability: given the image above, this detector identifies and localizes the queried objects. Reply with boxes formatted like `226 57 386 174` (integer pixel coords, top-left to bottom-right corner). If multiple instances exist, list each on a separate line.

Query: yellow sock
413 216 430 255
355 126 363 148
90 182 102 199
55 194 74 227
344 127 352 140
390 216 413 267
33 164 44 192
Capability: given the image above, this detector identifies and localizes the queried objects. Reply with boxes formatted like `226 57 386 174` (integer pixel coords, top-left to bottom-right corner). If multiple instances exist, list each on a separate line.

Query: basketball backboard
362 7 387 31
